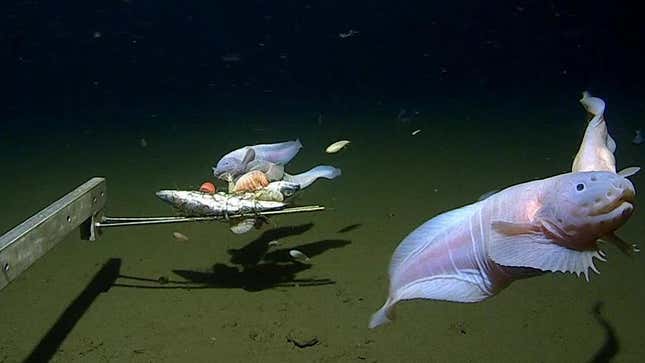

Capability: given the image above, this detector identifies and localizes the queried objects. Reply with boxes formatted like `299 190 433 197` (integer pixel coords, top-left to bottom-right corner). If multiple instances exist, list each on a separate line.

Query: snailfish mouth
596 178 637 215
603 201 634 223
594 197 634 216
622 201 634 217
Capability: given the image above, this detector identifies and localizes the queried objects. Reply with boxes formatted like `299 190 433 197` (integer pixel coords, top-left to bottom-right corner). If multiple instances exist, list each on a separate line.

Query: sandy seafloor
0 96 644 362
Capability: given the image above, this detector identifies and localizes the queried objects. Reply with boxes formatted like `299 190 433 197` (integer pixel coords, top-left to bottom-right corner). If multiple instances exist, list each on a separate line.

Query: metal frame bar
0 176 326 292
0 177 106 290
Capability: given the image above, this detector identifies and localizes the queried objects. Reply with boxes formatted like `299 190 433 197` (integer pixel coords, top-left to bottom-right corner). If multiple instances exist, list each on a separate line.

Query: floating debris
412 129 421 136
633 129 643 145
230 218 257 234
268 240 280 247
398 109 419 122
397 109 409 122
172 232 189 241
339 29 359 39
221 53 241 62
289 249 310 262
325 140 350 153
140 138 147 148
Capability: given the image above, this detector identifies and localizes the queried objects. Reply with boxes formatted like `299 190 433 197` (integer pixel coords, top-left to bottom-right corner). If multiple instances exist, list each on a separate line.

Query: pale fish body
370 171 635 328
213 140 303 179
572 91 616 173
283 165 341 189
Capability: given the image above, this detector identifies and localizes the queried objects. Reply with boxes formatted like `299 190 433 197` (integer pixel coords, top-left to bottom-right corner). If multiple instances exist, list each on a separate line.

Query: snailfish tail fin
368 299 395 329
580 91 606 116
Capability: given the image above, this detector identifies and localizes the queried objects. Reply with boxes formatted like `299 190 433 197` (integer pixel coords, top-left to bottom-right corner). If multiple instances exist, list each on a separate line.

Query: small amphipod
233 170 270 192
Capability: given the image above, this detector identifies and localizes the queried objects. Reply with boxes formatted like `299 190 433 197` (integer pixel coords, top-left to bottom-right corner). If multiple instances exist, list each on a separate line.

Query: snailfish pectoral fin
490 223 603 280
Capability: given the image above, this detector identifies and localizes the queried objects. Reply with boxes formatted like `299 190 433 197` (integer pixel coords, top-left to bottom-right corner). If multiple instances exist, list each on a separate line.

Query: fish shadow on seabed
228 223 315 266
337 223 362 233
111 224 351 291
588 301 620 363
172 224 351 292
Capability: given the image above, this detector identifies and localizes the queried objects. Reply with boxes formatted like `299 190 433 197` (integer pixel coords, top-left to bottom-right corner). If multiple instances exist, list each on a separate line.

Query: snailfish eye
576 183 585 191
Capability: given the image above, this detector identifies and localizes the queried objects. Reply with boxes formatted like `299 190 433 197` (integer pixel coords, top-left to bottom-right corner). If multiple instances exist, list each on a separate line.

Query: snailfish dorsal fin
241 147 256 166
617 166 640 178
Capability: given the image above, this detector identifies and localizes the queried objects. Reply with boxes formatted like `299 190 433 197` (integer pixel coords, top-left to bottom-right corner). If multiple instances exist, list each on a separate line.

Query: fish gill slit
447 237 459 275
467 210 487 287
476 210 490 283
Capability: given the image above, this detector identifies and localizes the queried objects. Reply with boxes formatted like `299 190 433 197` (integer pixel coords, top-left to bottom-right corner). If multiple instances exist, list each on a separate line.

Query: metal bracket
0 177 106 290
0 177 327 292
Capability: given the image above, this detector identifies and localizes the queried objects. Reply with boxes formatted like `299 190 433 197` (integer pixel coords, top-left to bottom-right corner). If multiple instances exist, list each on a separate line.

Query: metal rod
96 205 325 228
103 216 186 221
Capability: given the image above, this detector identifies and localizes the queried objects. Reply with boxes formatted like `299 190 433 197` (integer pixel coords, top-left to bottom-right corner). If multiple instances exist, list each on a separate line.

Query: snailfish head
212 157 241 180
539 171 635 250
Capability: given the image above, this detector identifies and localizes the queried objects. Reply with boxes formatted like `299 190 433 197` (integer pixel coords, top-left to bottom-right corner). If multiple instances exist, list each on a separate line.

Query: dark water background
1 1 644 362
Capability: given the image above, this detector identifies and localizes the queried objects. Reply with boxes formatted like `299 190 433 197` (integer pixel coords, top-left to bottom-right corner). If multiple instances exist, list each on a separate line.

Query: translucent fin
240 148 256 168
489 225 603 281
369 298 394 329
607 134 617 153
580 91 606 116
477 189 500 201
369 273 489 329
617 166 640 178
